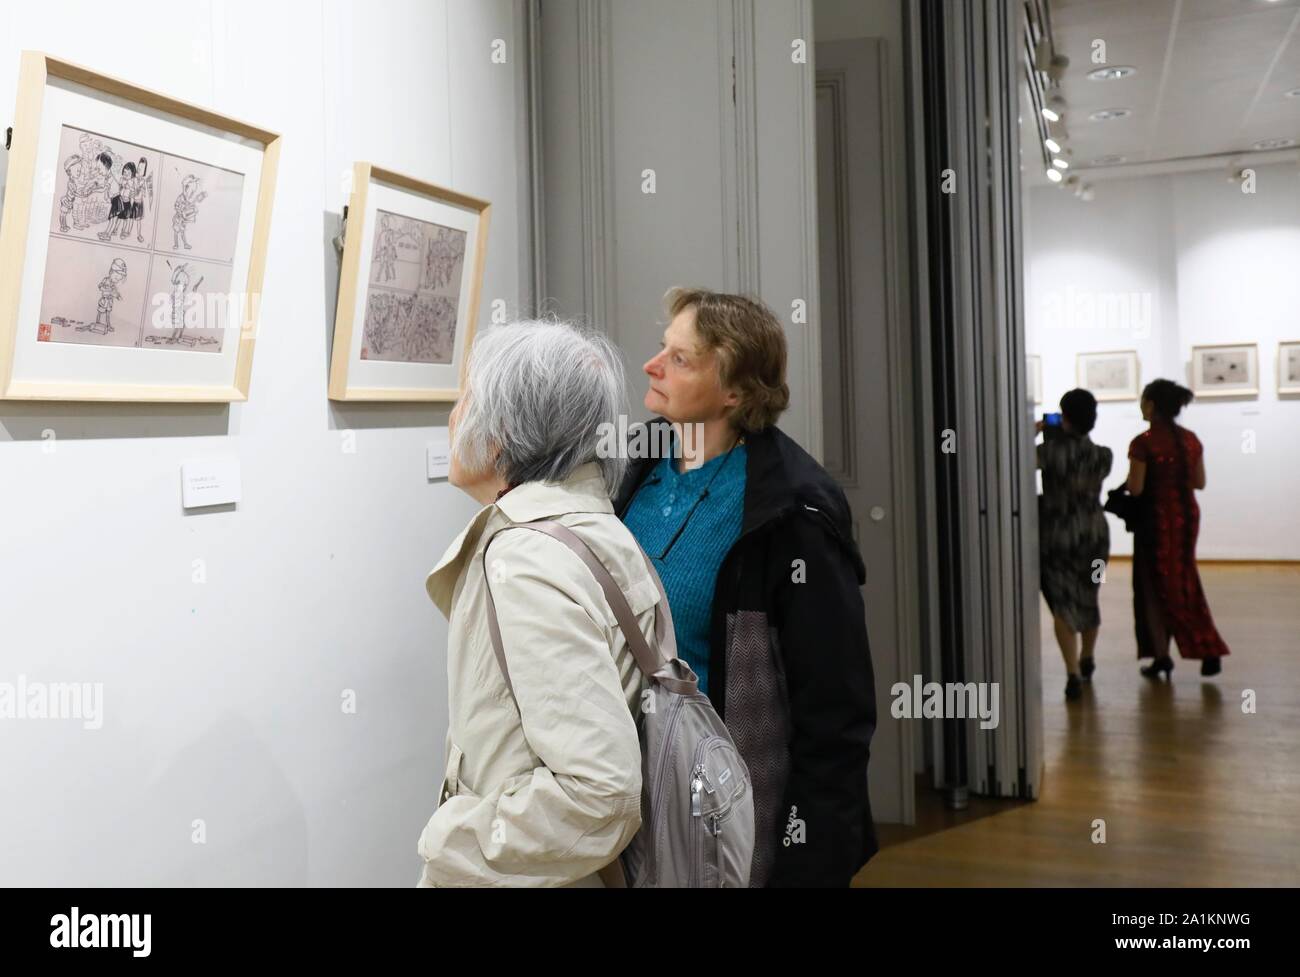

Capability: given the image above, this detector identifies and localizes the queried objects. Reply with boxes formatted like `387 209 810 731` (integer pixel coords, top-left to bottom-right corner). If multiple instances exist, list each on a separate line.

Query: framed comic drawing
1076 349 1140 401
1279 341 1300 396
1190 343 1258 398
328 162 489 401
0 52 280 402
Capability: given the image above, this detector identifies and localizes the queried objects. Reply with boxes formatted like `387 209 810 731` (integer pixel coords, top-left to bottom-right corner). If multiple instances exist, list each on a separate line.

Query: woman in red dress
1125 379 1230 678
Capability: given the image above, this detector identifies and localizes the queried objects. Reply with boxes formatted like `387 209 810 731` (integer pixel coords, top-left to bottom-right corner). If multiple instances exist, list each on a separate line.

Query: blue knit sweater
621 444 747 696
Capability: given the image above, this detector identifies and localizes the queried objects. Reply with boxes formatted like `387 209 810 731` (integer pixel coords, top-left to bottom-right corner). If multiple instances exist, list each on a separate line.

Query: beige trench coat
417 462 657 887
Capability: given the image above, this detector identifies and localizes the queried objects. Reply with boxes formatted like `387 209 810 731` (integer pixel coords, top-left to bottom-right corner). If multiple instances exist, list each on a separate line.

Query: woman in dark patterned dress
1037 388 1113 701
1125 379 1230 679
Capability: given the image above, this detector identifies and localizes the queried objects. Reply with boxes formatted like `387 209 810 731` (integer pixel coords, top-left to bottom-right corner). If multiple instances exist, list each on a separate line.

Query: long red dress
1128 422 1230 660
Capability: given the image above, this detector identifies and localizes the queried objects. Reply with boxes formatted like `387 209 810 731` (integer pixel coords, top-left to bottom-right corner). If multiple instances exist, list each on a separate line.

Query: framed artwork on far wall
1076 349 1140 401
328 162 490 401
1027 354 1042 404
1190 343 1258 398
0 51 280 402
1277 341 1300 395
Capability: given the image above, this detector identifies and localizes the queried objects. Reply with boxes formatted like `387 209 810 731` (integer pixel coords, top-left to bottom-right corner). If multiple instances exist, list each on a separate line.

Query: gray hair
452 319 629 497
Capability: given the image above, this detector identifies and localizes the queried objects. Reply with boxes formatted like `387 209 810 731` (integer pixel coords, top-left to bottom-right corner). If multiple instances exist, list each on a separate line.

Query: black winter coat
614 418 878 887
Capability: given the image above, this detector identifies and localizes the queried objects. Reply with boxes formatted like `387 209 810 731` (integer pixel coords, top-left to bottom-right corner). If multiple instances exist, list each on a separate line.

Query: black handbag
1104 483 1143 533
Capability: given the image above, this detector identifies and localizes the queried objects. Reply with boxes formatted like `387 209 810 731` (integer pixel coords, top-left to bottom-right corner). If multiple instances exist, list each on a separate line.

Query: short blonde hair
665 287 790 431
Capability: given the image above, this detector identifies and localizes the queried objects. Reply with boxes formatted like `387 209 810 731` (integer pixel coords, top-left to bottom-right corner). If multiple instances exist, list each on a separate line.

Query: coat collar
424 462 613 617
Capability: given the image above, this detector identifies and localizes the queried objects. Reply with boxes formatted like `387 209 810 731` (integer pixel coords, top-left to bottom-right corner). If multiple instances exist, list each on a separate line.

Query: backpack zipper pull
690 773 703 817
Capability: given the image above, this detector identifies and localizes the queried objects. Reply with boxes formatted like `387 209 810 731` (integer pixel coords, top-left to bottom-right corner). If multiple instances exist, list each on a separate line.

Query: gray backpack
483 519 755 888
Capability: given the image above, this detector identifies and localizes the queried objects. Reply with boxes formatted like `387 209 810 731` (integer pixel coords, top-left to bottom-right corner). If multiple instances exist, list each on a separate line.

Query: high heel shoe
1200 656 1221 677
1065 674 1083 701
1079 656 1096 681
1140 656 1174 679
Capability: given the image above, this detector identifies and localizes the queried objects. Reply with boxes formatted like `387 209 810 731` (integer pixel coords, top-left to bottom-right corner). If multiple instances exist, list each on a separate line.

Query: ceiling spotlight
1252 137 1296 150
1053 158 1070 169
1046 168 1063 183
1089 108 1132 122
1087 66 1137 81
1045 137 1062 154
1042 106 1060 122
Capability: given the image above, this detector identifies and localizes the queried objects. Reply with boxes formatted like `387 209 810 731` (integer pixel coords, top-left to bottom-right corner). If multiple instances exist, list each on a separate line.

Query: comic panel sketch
368 212 427 291
362 291 458 364
422 224 467 292
138 256 236 354
154 154 245 264
37 236 151 348
48 126 162 251
1085 357 1132 392
1199 350 1250 388
361 210 466 364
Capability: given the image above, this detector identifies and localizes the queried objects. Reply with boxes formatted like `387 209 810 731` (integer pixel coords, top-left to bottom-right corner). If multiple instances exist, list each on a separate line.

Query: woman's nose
644 353 664 377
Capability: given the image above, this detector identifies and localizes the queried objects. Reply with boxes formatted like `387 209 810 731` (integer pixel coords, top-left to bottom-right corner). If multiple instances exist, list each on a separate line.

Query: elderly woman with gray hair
417 320 659 887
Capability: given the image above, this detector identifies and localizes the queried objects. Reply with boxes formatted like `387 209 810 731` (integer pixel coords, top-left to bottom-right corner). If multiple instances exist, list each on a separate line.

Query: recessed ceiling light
1252 137 1296 150
1087 66 1137 81
1042 106 1060 122
1089 108 1132 121
1046 168 1063 183
1053 158 1070 169
1045 137 1062 153
1090 155 1127 166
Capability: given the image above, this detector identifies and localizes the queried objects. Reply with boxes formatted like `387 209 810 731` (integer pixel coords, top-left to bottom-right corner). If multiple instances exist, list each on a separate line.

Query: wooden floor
854 562 1300 886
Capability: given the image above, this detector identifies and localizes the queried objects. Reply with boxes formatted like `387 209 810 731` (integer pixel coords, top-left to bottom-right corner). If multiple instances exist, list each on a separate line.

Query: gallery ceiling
1027 0 1300 183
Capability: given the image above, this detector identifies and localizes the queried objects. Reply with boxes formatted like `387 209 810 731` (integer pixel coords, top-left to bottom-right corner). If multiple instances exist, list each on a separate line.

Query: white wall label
181 458 242 508
427 427 450 480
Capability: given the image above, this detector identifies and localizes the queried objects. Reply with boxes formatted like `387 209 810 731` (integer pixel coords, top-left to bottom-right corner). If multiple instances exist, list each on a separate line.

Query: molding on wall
732 0 761 294
576 0 617 340
795 0 823 461
521 0 546 317
815 70 856 487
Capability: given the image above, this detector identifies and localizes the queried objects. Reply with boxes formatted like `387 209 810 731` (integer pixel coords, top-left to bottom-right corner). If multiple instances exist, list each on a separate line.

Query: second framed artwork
328 163 490 401
1076 349 1140 401
1190 342 1258 398
1279 341 1300 395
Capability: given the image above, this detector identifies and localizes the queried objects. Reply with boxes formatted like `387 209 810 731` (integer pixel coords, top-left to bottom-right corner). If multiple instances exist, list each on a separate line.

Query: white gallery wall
1025 162 1300 560
0 0 527 885
539 0 823 454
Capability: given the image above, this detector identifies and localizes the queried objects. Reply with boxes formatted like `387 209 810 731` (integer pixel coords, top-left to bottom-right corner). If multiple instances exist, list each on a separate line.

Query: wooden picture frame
1276 341 1300 395
1190 342 1258 398
0 51 280 402
328 162 490 401
1076 349 1139 401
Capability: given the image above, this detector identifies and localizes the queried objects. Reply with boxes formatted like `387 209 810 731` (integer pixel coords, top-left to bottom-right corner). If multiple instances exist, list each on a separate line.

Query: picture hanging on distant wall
1190 343 1258 398
328 163 490 401
1277 341 1300 395
1027 354 1042 404
1076 349 1139 401
0 51 280 401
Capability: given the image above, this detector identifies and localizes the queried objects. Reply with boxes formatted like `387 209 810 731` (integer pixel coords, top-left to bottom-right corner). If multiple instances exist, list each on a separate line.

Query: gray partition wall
907 0 1043 804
